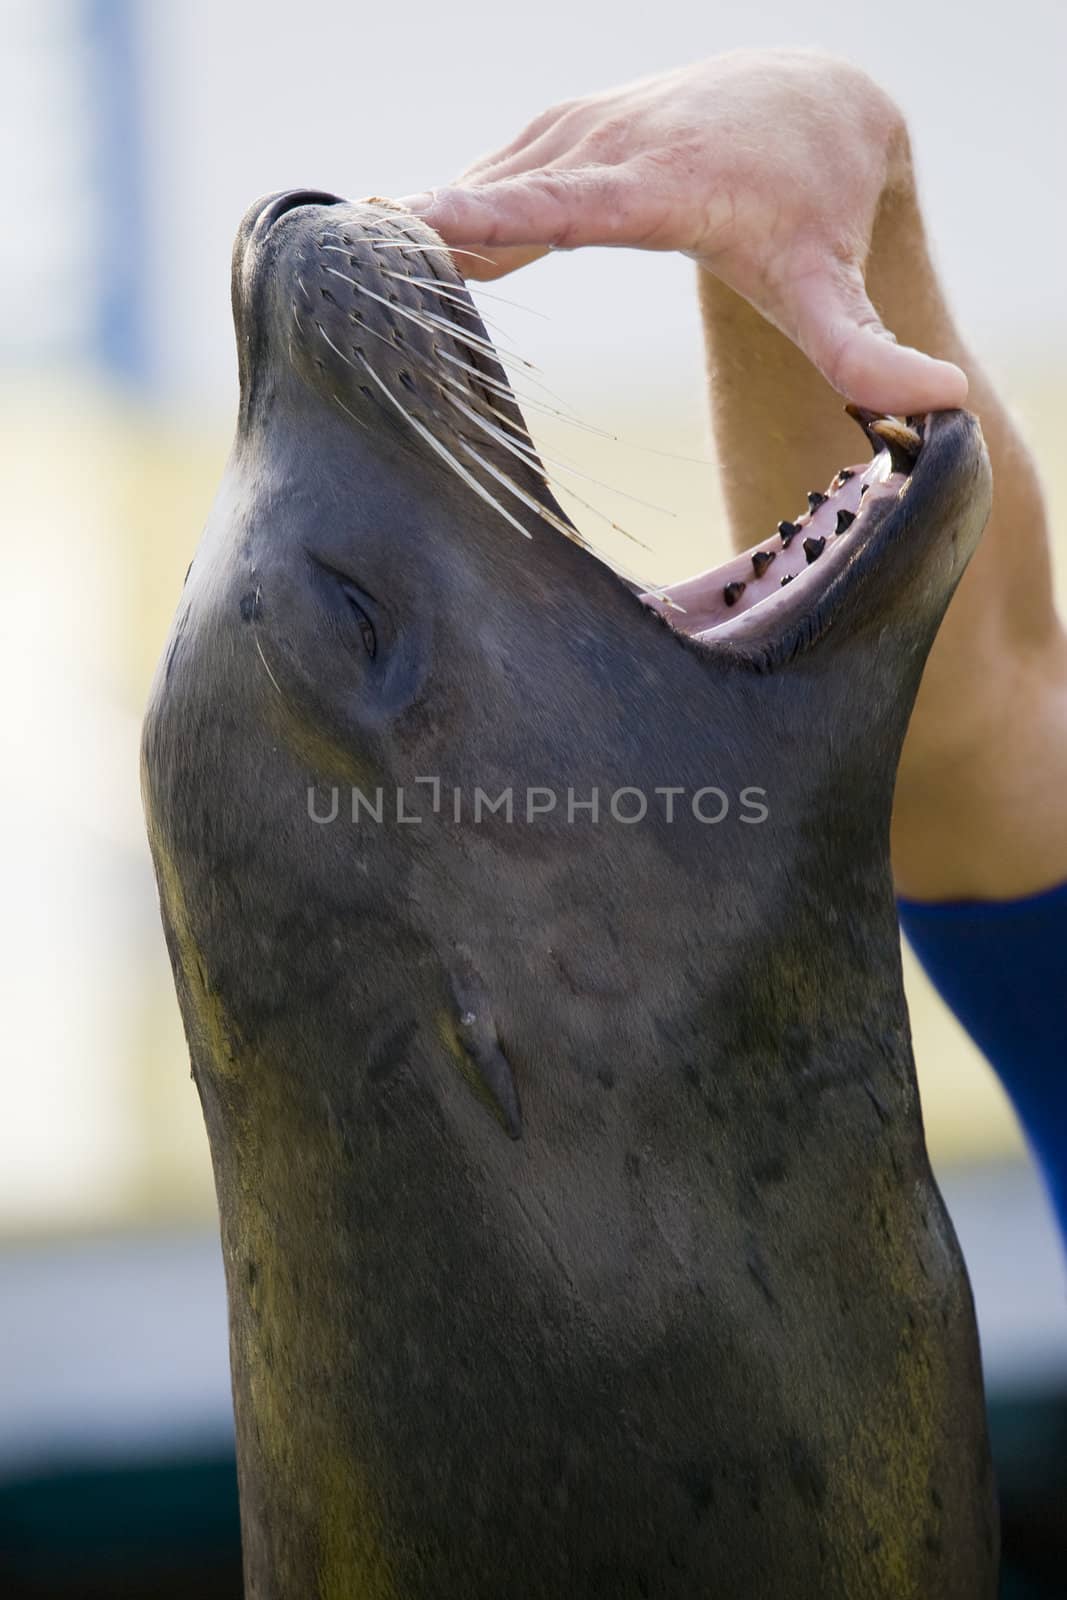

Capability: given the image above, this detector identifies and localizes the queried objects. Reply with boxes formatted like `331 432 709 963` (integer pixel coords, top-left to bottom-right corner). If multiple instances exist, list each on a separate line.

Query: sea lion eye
339 579 378 660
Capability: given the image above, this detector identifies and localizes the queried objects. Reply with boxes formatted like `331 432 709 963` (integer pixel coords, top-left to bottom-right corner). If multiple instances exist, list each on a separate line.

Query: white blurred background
1 0 1064 1464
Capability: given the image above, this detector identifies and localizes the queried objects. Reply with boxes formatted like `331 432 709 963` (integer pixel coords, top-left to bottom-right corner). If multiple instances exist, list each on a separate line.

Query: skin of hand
397 51 968 415
399 51 1067 900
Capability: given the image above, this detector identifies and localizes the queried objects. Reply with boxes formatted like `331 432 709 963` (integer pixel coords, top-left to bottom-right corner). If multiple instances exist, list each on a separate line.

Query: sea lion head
150 188 990 1114
140 190 996 1596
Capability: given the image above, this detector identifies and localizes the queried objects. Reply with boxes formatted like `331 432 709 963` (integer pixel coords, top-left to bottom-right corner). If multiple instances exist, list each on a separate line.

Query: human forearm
699 143 1067 898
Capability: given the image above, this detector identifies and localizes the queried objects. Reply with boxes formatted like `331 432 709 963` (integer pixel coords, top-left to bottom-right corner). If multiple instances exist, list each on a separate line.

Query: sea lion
141 188 998 1598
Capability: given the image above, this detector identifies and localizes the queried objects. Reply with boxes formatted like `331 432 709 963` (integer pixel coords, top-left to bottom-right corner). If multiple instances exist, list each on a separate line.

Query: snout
235 187 345 265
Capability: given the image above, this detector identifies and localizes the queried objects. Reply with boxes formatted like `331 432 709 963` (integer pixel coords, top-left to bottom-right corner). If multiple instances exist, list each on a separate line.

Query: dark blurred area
4 1397 1067 1598
1 1400 1066 1597
0 1456 241 1599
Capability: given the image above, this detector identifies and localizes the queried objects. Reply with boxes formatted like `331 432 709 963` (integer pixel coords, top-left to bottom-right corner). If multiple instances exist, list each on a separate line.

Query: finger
456 99 580 184
789 263 968 413
395 168 649 254
455 119 581 188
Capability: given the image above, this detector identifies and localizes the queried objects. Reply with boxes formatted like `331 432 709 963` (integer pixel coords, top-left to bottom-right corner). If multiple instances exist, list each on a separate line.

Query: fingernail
395 192 435 214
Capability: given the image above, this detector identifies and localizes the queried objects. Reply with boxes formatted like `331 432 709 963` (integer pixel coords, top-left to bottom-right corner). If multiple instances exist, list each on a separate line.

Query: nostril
256 189 343 234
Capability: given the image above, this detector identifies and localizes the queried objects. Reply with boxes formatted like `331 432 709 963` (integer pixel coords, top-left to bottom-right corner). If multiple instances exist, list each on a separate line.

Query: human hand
397 51 967 414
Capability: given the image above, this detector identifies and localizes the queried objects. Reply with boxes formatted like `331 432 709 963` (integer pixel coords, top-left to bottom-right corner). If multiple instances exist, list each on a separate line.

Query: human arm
400 51 1067 900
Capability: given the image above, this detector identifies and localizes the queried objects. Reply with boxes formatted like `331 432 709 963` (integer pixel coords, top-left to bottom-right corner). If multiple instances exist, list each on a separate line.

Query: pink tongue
642 453 902 636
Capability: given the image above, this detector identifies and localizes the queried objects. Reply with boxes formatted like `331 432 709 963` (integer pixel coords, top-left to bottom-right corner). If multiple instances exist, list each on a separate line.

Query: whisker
321 249 535 365
323 273 593 428
421 365 645 547
324 265 535 372
453 438 586 548
432 344 599 432
323 249 610 426
324 266 440 334
320 237 713 463
337 307 417 363
433 347 623 438
331 391 367 430
316 301 657 554
438 388 549 483
434 345 526 403
318 317 579 526
316 326 670 594
451 398 631 544
384 269 549 321
441 380 668 518
254 636 284 698
403 302 538 370
483 404 674 520
326 315 527 445
339 310 508 429
443 390 660 544
426 356 530 427
541 478 651 549
317 322 567 548
447 390 570 485
333 336 535 541
321 273 598 438
380 268 473 313
320 237 436 253
508 401 620 441
429 340 574 412
432 244 500 269
453 437 666 593
607 435 716 468
379 269 521 343
478 404 662 545
319 235 499 268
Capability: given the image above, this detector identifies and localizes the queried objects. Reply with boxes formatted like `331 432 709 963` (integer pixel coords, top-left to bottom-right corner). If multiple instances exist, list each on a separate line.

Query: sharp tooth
860 483 870 497
751 549 776 578
803 535 826 564
723 580 746 606
836 468 855 484
778 519 799 547
843 405 922 474
807 490 828 512
835 509 856 535
868 418 922 474
780 574 794 587
844 403 888 455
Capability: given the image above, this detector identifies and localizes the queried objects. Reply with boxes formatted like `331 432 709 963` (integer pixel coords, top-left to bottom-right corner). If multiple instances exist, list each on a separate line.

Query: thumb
788 260 968 414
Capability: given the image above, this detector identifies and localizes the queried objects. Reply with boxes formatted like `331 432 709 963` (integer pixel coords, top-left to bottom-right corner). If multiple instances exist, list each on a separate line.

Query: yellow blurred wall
3 351 1061 1233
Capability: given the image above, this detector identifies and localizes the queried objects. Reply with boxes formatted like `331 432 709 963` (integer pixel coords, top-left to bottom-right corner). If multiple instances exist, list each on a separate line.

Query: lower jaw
639 411 924 643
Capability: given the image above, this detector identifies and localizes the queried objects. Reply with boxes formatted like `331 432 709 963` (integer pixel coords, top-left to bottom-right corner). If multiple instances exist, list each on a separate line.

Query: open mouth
244 196 961 666
639 411 924 644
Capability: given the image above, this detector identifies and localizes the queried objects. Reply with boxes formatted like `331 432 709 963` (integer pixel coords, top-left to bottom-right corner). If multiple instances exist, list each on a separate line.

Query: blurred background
1 0 1064 1594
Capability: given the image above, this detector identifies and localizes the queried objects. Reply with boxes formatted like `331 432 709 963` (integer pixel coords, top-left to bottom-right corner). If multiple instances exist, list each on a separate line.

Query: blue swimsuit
898 881 1067 1236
